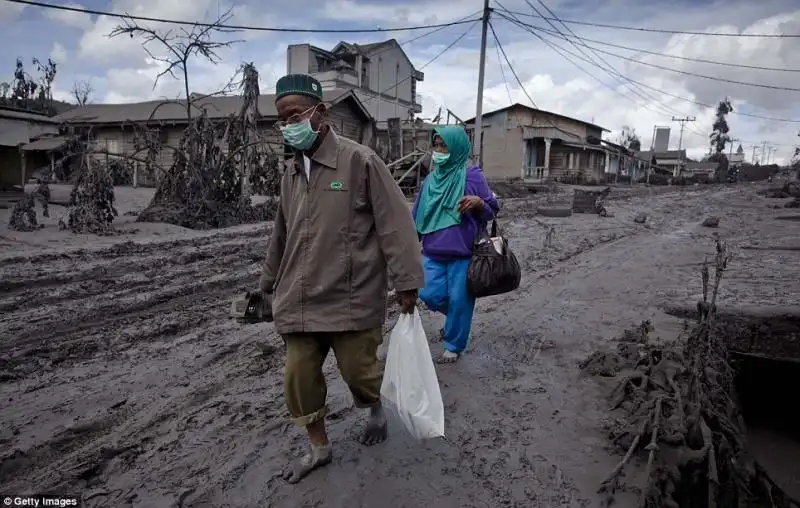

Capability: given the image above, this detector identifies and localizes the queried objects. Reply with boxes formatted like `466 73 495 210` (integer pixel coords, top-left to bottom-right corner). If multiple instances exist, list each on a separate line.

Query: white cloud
50 42 68 65
43 2 93 30
13 0 800 164
0 1 25 21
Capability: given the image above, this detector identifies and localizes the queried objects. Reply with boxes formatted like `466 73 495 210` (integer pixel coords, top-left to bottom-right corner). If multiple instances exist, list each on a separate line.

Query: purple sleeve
472 169 500 222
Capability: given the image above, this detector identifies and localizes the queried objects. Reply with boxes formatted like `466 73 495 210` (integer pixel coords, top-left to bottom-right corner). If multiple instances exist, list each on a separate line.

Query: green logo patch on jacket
329 180 344 191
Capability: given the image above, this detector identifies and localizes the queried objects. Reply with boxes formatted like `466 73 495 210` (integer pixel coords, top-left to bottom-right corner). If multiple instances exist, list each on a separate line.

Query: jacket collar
284 129 339 174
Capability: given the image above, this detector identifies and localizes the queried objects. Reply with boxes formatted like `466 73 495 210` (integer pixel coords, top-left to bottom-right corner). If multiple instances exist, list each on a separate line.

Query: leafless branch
108 7 243 122
70 80 93 106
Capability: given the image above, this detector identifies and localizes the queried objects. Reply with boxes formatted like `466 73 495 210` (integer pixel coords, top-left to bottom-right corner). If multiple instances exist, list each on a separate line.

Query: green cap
275 74 324 102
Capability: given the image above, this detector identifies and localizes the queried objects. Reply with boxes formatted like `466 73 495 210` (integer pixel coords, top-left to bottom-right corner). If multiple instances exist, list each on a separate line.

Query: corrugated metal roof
0 107 60 123
54 90 371 125
21 135 74 151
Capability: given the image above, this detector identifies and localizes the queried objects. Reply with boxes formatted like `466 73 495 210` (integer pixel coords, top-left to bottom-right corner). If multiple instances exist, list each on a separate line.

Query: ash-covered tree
65 155 118 234
111 12 277 229
708 97 734 182
618 125 642 151
0 57 58 113
792 146 800 179
33 57 57 112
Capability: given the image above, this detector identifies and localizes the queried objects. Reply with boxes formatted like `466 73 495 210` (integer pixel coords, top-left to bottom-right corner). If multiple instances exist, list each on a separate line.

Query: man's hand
458 195 484 214
395 289 418 314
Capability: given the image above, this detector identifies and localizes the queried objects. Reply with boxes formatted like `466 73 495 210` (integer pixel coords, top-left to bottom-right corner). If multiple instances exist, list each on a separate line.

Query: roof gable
464 102 609 132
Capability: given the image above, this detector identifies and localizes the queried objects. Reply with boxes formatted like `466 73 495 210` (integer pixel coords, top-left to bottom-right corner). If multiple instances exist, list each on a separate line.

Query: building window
105 139 120 154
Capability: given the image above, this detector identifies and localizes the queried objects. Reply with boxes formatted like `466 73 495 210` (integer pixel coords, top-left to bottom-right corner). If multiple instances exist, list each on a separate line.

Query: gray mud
1 182 799 507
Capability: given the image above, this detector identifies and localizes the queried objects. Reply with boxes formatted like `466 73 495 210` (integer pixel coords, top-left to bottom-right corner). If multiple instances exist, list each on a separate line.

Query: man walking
260 74 424 484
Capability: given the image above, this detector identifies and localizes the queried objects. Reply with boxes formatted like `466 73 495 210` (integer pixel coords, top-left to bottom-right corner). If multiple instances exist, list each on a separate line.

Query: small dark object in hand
231 291 273 323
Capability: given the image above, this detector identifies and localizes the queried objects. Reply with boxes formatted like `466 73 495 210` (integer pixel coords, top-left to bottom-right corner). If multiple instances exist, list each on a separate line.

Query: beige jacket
260 130 424 333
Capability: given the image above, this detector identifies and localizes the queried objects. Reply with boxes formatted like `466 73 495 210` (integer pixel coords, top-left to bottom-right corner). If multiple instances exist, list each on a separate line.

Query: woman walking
412 126 500 363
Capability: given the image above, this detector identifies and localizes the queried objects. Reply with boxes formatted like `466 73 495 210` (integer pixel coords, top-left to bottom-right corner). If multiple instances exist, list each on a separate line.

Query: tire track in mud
0 225 273 374
0 220 291 504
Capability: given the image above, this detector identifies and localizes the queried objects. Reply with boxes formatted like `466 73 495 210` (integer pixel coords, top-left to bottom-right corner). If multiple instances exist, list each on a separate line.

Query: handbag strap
490 219 498 237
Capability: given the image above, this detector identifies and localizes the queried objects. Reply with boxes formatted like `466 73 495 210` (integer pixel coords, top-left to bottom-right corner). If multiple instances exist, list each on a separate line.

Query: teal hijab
415 126 470 235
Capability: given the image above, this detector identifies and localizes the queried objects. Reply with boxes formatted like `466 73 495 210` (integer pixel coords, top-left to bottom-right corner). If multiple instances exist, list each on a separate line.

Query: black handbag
467 219 522 298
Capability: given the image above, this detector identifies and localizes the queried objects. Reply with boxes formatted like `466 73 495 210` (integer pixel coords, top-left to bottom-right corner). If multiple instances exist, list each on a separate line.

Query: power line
506 18 800 73
516 21 800 92
495 8 690 121
494 37 515 105
374 9 482 57
7 0 480 33
496 7 800 38
360 21 478 105
488 20 583 138
521 0 688 119
497 14 800 124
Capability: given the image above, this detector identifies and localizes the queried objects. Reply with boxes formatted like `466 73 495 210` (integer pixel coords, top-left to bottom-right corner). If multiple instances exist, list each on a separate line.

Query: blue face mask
280 119 319 151
431 151 450 166
279 104 321 151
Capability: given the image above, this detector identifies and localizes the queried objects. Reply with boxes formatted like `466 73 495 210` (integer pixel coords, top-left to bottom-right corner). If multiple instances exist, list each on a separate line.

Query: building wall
352 90 414 123
479 112 526 180
506 107 601 141
286 44 312 75
326 103 365 142
547 146 606 181
286 43 418 122
364 45 414 105
82 102 366 187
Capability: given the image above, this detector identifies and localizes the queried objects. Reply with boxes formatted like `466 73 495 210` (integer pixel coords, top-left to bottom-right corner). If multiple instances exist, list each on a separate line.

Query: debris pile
7 185 49 232
572 187 610 216
581 240 799 507
8 194 40 231
63 157 118 234
137 64 280 229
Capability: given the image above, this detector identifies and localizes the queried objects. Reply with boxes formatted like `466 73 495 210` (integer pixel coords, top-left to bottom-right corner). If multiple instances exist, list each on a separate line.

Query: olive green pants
283 328 384 427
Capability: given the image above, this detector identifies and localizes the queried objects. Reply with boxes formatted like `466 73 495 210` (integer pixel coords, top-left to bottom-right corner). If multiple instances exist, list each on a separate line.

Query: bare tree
71 80 93 105
32 57 57 113
617 125 642 151
109 9 241 122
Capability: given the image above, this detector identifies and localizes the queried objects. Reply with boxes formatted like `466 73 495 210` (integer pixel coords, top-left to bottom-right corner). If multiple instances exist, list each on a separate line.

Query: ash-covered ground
1 181 798 508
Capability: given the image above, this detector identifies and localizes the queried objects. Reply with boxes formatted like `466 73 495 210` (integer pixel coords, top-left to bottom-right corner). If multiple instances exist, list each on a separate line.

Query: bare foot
282 444 332 484
435 350 460 364
359 407 388 446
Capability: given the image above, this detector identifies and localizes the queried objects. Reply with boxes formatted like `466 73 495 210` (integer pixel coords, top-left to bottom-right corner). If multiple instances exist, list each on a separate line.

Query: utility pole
646 125 657 185
472 0 491 166
750 145 759 164
672 116 695 177
761 141 768 165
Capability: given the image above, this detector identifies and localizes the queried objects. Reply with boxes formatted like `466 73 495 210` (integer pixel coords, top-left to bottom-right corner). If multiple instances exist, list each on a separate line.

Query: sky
1 0 800 163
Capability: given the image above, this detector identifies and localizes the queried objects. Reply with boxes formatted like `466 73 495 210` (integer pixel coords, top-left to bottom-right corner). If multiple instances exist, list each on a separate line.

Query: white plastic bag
380 309 445 440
